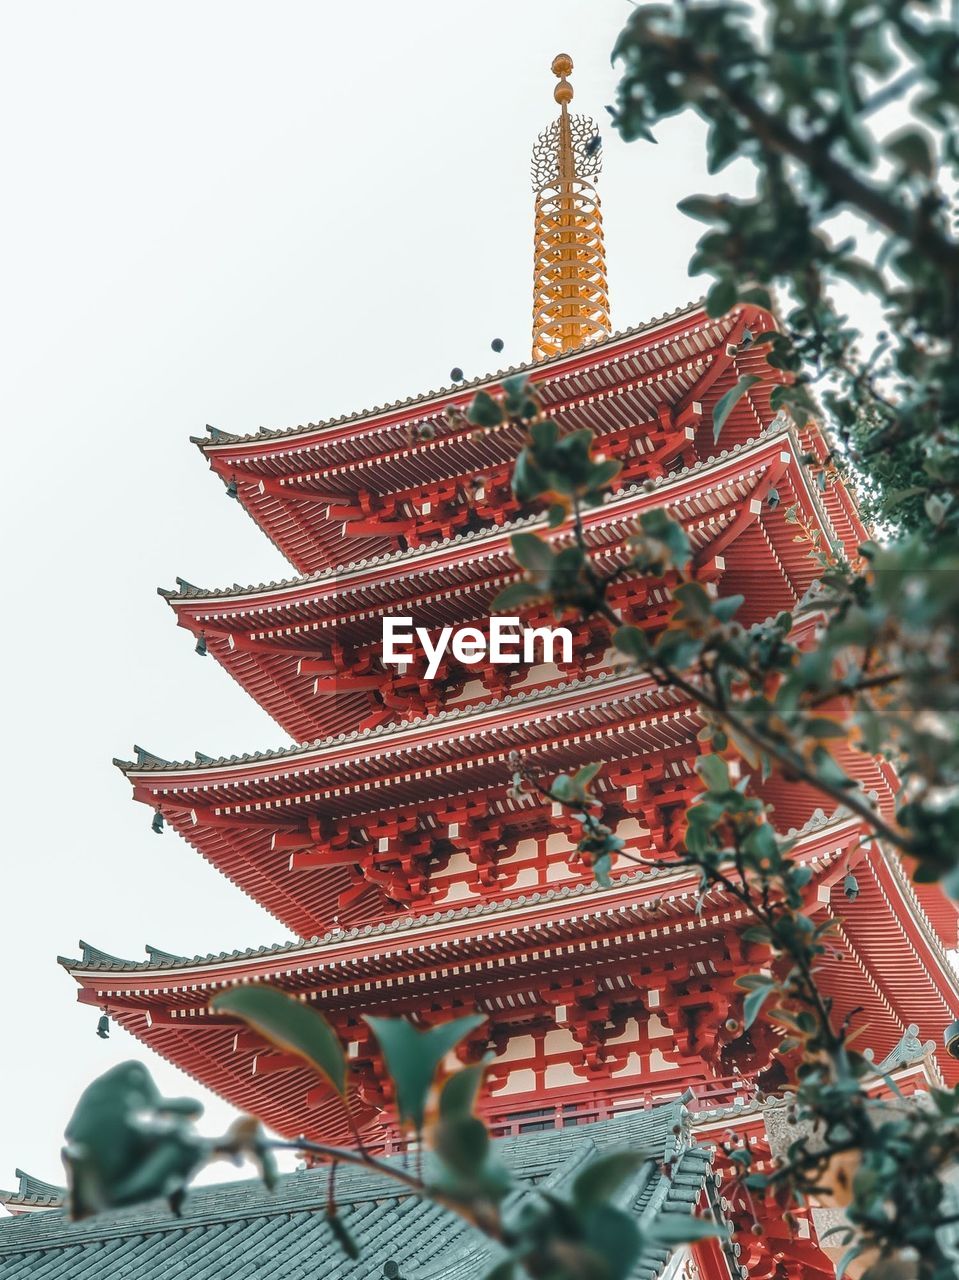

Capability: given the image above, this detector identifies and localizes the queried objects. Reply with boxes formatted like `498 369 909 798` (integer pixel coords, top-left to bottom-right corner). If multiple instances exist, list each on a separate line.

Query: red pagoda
47 54 959 1279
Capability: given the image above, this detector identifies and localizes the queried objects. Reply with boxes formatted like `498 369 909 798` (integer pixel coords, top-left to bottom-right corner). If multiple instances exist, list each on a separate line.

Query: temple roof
0 1108 713 1280
196 302 787 575
195 301 710 448
114 665 694 775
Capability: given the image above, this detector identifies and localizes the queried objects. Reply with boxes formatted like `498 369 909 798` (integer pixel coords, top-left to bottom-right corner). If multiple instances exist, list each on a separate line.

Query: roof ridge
194 302 709 450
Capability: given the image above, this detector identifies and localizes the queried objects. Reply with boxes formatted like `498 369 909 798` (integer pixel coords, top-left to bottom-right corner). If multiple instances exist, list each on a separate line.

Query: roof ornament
863 1022 937 1073
531 54 611 362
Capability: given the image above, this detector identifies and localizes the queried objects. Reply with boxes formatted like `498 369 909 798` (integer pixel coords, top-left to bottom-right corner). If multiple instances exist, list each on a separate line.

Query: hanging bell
152 809 165 835
225 478 239 500
195 634 208 657
843 871 860 901
96 1014 110 1040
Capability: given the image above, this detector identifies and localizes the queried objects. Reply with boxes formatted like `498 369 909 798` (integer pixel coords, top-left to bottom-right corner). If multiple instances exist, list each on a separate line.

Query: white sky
0 1 769 1192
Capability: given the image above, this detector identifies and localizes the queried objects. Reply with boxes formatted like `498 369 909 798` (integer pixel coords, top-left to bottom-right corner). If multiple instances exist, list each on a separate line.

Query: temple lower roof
0 1107 713 1280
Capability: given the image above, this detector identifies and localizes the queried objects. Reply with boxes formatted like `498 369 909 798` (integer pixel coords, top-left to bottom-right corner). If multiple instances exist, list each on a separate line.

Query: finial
552 53 574 106
530 54 611 362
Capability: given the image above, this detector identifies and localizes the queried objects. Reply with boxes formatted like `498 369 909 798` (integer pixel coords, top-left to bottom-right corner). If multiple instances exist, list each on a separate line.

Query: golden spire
531 54 611 362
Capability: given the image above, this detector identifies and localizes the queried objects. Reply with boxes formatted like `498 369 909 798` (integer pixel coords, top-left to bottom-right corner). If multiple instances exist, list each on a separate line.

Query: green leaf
572 1150 649 1209
711 593 744 622
547 502 568 528
706 278 737 317
586 458 622 493
712 374 760 443
591 851 612 887
211 985 346 1097
835 1243 865 1278
695 754 730 793
677 194 723 223
579 1202 642 1280
502 374 532 416
531 418 560 450
885 128 935 176
551 774 582 804
482 1261 516 1280
574 763 603 789
439 1062 487 1120
511 532 555 573
492 581 543 611
433 1113 490 1176
613 624 651 662
743 983 774 1030
364 1013 486 1131
63 1061 207 1220
467 390 503 428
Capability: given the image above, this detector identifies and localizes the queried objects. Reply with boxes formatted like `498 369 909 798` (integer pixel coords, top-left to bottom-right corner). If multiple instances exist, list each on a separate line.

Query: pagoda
41 54 959 1279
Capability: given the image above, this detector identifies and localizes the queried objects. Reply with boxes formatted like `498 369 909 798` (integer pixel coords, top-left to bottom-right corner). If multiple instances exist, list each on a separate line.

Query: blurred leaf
365 1013 486 1131
439 1062 487 1120
696 754 731 792
885 128 935 176
511 532 555 574
212 986 347 1097
613 624 651 663
712 375 760 442
326 1207 360 1260
63 1061 207 1220
743 983 774 1030
467 391 503 428
493 581 543 611
572 1150 649 1209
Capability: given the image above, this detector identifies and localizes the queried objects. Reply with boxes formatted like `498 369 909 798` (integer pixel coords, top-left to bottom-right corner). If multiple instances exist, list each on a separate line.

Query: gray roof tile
0 1108 711 1280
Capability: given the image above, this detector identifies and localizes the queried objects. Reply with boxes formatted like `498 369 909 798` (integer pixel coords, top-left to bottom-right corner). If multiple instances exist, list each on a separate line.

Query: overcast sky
0 1 775 1192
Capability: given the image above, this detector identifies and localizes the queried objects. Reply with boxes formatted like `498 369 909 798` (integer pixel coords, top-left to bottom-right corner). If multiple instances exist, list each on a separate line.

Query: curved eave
165 428 849 743
63 867 767 1146
117 665 695 783
198 300 717 451
59 815 863 983
63 832 959 1142
116 670 705 936
111 600 903 939
199 305 784 574
814 848 959 1083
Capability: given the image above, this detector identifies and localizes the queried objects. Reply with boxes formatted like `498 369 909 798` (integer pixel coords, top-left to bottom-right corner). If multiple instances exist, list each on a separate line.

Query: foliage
610 0 959 539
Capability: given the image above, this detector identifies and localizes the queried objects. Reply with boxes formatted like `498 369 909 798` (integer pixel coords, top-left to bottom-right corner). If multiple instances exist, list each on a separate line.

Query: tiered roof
194 303 789 574
165 422 853 743
61 811 959 1148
